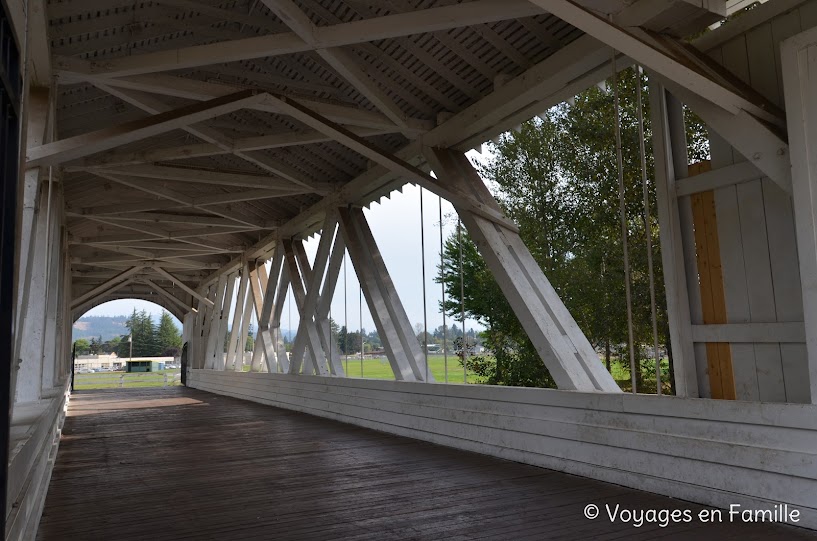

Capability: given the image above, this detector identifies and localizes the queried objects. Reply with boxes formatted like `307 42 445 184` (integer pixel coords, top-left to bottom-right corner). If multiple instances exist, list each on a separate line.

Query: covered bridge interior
3 0 817 538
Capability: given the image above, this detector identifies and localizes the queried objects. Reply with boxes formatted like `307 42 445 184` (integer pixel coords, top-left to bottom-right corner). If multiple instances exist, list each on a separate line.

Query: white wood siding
189 370 817 529
699 1 817 402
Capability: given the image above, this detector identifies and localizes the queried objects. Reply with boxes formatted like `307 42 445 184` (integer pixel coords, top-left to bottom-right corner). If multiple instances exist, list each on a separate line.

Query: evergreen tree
117 309 158 357
157 311 182 356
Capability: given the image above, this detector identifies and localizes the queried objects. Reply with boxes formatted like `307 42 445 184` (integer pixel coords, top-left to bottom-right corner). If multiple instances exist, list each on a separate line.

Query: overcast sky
82 151 490 336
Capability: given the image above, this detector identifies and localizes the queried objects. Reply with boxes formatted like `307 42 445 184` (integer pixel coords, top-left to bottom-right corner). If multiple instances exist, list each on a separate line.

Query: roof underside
46 0 724 306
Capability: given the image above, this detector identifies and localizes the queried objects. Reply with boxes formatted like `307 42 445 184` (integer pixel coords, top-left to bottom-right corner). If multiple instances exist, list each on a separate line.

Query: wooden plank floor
38 388 816 540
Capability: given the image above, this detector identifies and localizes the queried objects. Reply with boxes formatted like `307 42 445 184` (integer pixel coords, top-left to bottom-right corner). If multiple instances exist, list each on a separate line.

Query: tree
88 336 102 355
437 68 705 393
117 309 159 357
246 323 255 352
156 311 182 357
73 338 90 355
100 336 120 354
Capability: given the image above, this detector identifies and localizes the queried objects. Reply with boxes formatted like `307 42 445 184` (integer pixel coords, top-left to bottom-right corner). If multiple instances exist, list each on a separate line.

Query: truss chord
636 66 662 396
611 45 637 394
420 187 429 383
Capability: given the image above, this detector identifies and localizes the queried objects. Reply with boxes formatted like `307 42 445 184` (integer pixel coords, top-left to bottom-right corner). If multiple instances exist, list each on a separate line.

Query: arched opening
72 299 185 388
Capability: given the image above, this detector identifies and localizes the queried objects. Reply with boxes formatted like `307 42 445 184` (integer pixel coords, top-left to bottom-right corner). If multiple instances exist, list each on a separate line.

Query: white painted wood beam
27 90 264 167
139 278 191 312
425 147 617 392
260 93 516 230
675 160 763 197
653 74 792 195
263 0 413 134
97 164 302 191
225 261 251 370
72 211 252 229
71 278 138 319
153 267 216 308
204 274 230 369
782 27 817 404
283 237 330 376
53 0 543 78
90 82 328 192
267 259 292 373
58 70 430 135
70 266 145 309
315 228 347 376
73 259 223 270
336 207 427 382
528 0 781 126
233 275 256 371
75 214 246 252
691 323 806 344
648 82 699 398
66 127 387 171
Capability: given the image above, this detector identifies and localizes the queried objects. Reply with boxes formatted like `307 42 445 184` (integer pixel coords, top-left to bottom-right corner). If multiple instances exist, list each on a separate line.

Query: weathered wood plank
37 387 817 540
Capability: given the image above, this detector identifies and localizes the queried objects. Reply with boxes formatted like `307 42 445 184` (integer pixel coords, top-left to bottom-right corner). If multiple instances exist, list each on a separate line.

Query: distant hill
73 315 294 343
72 315 181 342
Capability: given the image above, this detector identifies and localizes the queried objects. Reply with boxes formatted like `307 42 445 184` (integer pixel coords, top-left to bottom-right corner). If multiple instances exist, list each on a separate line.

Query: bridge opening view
3 0 817 539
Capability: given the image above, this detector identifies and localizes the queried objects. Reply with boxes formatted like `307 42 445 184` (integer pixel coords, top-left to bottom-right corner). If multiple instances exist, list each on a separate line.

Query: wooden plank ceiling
46 0 723 308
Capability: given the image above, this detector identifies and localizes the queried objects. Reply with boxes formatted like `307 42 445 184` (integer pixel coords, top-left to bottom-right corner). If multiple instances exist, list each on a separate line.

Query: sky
82 151 491 336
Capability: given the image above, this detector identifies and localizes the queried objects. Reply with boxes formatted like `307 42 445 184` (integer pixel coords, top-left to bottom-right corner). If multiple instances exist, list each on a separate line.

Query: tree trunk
604 339 611 372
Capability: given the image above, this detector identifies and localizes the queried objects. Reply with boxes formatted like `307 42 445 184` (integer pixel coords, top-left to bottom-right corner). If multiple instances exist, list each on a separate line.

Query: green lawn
73 369 182 390
340 354 479 383
73 355 671 393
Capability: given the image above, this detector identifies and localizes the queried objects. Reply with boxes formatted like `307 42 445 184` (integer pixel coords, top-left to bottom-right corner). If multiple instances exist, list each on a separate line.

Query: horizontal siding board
191 372 817 452
190 370 817 527
190 370 817 428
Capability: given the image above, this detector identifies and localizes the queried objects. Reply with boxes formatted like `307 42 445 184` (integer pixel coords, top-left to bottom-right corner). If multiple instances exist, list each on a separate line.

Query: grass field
73 355 671 393
73 370 182 390
340 354 479 383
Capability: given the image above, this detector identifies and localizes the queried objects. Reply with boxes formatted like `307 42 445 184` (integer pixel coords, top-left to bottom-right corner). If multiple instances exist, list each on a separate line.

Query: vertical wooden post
648 83 700 398
689 162 736 400
782 28 817 404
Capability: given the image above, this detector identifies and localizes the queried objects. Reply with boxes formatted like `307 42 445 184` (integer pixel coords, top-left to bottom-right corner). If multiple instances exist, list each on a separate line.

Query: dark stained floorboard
37 387 816 540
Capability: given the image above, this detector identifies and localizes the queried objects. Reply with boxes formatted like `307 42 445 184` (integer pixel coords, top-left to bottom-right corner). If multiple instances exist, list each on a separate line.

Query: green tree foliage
116 309 164 357
438 69 707 392
157 311 182 356
246 324 255 352
73 338 90 355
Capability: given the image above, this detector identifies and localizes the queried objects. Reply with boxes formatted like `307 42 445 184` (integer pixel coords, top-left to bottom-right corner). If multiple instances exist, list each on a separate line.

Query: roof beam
65 127 387 171
79 188 296 217
152 267 216 308
88 82 332 191
528 0 782 126
28 90 263 167
71 266 144 308
70 211 255 229
259 93 516 230
95 164 304 190
139 278 192 312
53 0 544 78
58 70 431 134
262 0 414 135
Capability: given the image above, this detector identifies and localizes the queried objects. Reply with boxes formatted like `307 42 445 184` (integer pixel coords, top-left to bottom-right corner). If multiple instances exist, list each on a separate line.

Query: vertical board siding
188 370 817 530
701 5 811 402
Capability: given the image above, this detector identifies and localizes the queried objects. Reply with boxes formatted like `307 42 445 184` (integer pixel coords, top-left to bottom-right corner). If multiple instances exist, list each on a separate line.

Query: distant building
126 360 166 373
